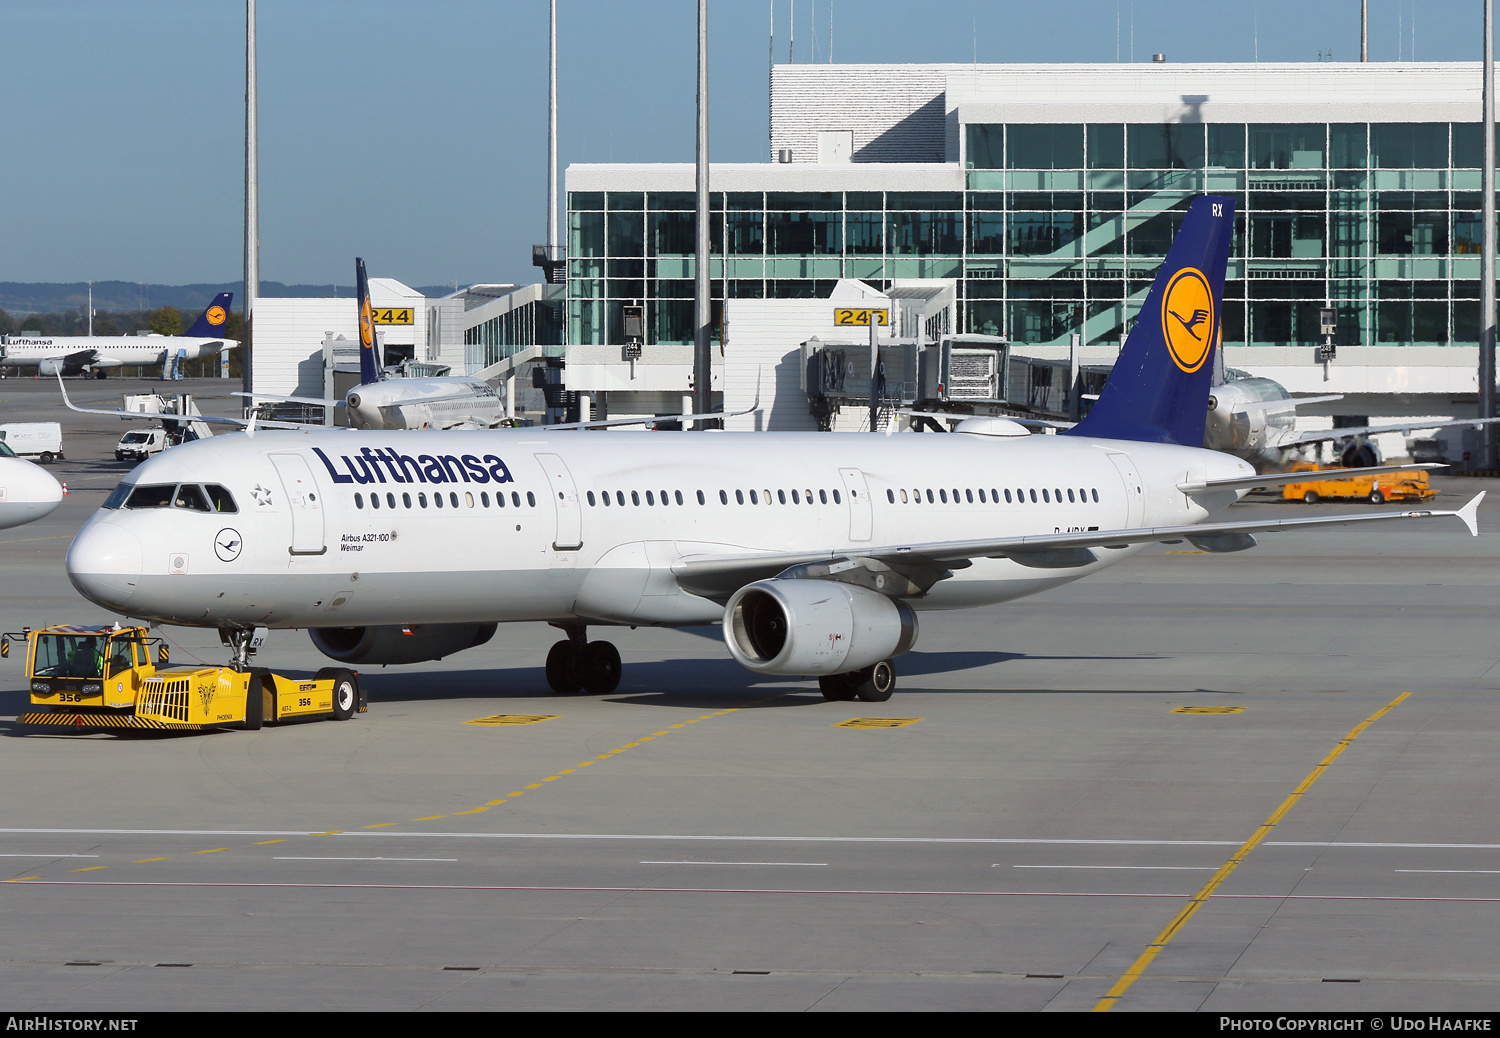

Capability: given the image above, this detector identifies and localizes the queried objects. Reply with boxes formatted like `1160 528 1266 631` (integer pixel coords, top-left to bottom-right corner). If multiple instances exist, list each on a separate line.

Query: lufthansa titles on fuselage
310 446 514 487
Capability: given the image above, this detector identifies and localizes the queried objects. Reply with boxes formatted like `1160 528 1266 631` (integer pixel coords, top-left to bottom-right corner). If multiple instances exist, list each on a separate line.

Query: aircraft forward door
839 467 873 542
270 453 327 555
1107 452 1144 528
535 453 583 551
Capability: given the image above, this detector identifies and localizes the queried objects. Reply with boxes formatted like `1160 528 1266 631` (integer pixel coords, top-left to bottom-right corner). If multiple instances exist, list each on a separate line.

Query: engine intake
309 623 496 666
723 579 917 676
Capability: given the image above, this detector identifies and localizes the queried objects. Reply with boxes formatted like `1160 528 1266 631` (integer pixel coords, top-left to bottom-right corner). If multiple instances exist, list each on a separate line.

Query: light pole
1482 0 1496 468
243 0 259 396
693 0 712 425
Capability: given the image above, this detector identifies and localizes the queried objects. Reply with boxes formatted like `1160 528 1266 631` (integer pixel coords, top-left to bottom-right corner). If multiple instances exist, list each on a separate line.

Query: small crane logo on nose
215 528 243 563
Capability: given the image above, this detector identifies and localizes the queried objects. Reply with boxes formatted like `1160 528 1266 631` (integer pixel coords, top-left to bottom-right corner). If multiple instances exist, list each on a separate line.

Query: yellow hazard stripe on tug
20 711 204 730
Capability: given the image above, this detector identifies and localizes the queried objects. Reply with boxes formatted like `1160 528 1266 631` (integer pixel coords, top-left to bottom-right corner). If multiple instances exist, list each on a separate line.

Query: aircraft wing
1282 416 1500 448
233 391 344 408
56 373 312 431
672 493 1483 600
544 403 761 431
897 409 1074 431
1177 463 1440 494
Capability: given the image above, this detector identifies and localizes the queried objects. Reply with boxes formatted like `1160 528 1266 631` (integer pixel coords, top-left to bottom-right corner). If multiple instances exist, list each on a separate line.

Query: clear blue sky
0 1 1485 290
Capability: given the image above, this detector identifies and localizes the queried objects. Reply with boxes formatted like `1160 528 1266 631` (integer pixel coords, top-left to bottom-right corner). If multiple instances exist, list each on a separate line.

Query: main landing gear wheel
545 640 583 695
582 641 622 695
818 673 859 701
819 660 897 702
545 625 622 696
854 660 896 703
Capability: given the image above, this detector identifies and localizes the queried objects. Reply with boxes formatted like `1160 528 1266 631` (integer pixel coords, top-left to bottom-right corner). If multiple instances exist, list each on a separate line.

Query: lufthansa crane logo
214 528 243 562
359 297 375 350
1161 267 1215 373
206 305 227 326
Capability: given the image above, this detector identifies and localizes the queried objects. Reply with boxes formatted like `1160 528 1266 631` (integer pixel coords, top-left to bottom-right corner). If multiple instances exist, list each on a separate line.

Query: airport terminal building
562 62 1498 451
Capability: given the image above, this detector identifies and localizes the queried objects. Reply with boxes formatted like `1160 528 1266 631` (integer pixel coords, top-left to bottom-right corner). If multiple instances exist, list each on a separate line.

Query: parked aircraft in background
1204 372 1500 469
0 443 63 529
65 198 1481 705
241 260 504 431
0 294 238 378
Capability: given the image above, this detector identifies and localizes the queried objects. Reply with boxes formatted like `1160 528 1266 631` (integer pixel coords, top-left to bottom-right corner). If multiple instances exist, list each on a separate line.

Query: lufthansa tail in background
64 196 1482 703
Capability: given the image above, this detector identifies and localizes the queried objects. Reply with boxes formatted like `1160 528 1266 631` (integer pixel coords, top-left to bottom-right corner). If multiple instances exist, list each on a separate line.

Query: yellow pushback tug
3 624 364 731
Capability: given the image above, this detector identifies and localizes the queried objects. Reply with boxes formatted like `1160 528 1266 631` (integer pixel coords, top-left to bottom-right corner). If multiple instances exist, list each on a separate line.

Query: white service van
115 428 168 463
0 423 63 464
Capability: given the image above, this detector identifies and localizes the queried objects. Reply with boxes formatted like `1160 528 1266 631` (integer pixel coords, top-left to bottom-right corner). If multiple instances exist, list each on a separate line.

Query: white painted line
641 861 828 867
17 880 1500 905
273 857 457 863
0 854 99 858
1003 865 1217 871
9 828 1500 852
1394 869 1500 874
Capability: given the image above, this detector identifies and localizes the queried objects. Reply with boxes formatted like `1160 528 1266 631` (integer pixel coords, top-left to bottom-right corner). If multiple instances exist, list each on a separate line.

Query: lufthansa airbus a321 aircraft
64 198 1483 702
1 293 238 378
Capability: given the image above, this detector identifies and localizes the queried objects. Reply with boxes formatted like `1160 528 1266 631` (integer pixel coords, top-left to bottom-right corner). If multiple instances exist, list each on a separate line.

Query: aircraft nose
66 521 142 609
25 465 64 518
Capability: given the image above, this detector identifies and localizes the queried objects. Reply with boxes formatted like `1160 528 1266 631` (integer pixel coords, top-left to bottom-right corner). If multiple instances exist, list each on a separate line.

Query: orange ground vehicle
1280 463 1437 504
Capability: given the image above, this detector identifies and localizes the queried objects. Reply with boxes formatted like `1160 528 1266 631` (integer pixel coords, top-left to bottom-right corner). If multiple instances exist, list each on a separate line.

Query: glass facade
569 122 1494 348
463 294 564 370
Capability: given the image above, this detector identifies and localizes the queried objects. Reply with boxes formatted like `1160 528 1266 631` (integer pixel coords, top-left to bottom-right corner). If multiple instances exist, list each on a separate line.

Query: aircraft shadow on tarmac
0 643 1179 725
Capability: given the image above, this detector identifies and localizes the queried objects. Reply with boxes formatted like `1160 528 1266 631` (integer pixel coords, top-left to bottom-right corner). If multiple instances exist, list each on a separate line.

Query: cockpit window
204 484 237 513
173 485 211 512
0 440 16 458
123 485 175 509
102 482 133 509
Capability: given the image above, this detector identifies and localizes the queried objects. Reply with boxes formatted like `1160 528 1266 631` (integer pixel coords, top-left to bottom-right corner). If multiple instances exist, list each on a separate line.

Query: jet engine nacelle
722 579 918 676
309 622 497 666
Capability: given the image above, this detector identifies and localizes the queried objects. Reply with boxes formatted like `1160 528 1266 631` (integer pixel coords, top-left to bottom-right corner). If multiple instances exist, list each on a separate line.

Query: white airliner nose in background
0 456 63 530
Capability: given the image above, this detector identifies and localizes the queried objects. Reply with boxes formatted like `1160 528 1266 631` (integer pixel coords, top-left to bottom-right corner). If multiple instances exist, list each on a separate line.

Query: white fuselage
65 428 1251 631
0 456 64 529
346 377 502 431
1 336 238 370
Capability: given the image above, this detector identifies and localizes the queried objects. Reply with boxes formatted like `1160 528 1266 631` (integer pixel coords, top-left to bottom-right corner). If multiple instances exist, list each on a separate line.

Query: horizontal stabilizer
233 391 344 407
1177 463 1441 494
1235 393 1343 413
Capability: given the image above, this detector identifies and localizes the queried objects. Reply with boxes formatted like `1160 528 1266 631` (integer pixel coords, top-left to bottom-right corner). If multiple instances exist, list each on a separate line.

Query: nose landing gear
545 624 622 695
818 659 896 703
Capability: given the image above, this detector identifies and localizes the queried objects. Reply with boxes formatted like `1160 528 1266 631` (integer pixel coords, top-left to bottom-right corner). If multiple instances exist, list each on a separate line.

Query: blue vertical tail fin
1064 195 1235 446
356 257 382 385
183 292 233 338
